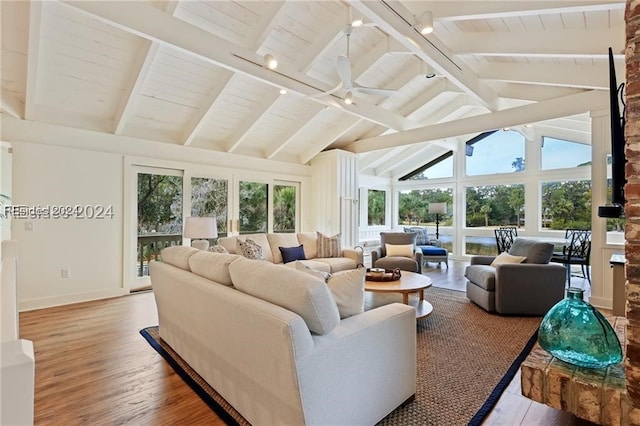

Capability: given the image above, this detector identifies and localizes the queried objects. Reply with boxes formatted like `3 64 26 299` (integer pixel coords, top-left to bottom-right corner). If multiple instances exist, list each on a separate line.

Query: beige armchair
465 238 566 315
371 232 423 274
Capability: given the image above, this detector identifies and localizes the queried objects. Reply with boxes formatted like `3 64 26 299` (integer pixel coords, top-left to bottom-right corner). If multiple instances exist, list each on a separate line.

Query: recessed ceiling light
279 89 287 95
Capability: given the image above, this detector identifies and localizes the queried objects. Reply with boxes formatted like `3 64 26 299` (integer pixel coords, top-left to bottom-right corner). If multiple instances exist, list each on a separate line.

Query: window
398 188 452 227
541 137 591 170
367 189 386 226
191 177 228 237
466 130 525 176
238 181 268 234
465 184 525 228
273 183 297 233
402 152 453 180
541 180 591 230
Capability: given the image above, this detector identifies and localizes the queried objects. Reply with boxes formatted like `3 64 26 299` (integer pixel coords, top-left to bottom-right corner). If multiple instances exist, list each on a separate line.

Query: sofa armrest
371 247 382 265
495 263 566 315
341 247 363 265
299 303 416 425
471 256 495 265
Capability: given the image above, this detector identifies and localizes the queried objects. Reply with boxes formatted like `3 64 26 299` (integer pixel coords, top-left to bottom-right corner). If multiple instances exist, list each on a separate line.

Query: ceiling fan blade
306 81 343 99
353 85 397 96
336 55 352 89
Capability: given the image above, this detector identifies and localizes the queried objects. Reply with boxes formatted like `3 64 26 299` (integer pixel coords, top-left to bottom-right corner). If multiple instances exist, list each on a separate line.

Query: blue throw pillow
279 245 306 264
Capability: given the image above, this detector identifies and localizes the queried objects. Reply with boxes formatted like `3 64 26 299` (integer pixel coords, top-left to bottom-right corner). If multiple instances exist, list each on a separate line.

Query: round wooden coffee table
365 271 433 319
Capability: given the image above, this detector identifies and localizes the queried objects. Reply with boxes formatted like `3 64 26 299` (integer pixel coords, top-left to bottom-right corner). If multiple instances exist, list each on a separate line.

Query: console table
521 316 627 425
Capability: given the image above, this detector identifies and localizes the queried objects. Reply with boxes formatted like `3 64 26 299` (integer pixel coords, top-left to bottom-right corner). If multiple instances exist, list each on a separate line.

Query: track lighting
416 11 434 35
263 53 278 69
344 91 353 105
279 89 287 95
349 8 363 27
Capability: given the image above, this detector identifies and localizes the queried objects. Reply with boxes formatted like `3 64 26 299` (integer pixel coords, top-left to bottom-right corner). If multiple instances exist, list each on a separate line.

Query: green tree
480 204 492 227
273 185 296 232
367 190 386 226
512 157 525 172
239 181 267 233
137 174 182 234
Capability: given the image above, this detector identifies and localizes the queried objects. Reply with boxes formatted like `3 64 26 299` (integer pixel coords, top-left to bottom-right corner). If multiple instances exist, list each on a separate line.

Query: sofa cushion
317 231 341 258
229 258 340 335
286 259 332 273
464 265 496 291
420 246 447 256
209 244 228 254
188 251 241 286
219 234 274 262
295 262 365 319
375 256 419 273
160 246 199 271
297 232 318 259
490 252 526 267
404 227 429 245
326 268 366 319
313 257 357 273
267 233 301 264
236 238 265 260
279 245 306 264
385 243 414 258
509 238 553 264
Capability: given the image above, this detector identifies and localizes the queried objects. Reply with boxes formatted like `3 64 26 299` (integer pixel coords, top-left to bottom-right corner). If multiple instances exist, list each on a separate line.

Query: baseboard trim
588 296 612 310
19 288 128 311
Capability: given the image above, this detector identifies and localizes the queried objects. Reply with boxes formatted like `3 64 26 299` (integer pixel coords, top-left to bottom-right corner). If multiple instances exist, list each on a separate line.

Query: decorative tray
365 268 402 282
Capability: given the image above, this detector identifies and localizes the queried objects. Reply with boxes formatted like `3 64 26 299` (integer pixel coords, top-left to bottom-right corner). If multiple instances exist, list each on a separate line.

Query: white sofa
150 246 416 425
218 232 363 273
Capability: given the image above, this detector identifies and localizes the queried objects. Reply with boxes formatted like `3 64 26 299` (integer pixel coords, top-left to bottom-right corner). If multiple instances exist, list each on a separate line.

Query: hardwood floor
20 261 596 425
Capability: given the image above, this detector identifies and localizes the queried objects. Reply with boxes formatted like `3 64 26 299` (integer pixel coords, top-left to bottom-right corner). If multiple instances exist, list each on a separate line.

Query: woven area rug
140 287 540 426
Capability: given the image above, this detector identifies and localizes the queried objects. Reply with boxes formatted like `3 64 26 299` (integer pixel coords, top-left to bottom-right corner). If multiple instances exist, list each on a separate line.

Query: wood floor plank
19 260 594 425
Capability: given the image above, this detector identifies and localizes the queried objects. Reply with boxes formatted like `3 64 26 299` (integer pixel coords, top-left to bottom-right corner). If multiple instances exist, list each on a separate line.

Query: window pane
466 130 525 176
408 155 453 180
191 177 228 237
137 172 182 277
541 180 591 230
239 181 268 233
273 184 297 233
465 184 525 228
368 189 386 226
398 188 452 227
541 137 591 170
605 154 625 241
465 235 499 256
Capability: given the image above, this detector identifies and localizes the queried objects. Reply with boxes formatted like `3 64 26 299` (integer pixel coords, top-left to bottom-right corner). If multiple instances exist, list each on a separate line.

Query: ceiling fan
314 25 397 103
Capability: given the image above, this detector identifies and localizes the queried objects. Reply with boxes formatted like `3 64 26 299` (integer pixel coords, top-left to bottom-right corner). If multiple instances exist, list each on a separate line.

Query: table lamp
428 203 447 240
184 216 217 251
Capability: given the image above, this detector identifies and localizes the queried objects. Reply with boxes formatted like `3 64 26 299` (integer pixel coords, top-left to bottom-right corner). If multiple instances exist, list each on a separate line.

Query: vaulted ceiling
1 1 626 178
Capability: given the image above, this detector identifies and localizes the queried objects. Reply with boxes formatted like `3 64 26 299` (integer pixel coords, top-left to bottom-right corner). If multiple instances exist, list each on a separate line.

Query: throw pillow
236 238 265 260
279 245 306 264
385 243 414 258
317 231 341 258
404 226 429 245
326 268 365 319
490 252 527 267
209 244 228 254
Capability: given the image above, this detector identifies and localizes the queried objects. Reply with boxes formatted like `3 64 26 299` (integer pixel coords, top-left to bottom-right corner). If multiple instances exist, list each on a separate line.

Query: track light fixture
416 11 434 35
344 91 353 105
349 8 363 27
263 53 278 69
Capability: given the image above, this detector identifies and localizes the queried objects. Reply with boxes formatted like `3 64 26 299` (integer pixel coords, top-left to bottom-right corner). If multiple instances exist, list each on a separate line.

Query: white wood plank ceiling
1 0 626 178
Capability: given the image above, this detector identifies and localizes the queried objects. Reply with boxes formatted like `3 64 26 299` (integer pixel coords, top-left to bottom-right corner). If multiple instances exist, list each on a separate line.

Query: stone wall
627 0 640 422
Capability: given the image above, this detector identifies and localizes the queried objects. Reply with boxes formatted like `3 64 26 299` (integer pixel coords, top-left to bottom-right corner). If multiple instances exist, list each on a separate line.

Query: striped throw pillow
316 231 341 258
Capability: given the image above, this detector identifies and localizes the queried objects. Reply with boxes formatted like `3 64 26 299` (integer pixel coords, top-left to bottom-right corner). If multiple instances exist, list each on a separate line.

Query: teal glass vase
538 287 622 369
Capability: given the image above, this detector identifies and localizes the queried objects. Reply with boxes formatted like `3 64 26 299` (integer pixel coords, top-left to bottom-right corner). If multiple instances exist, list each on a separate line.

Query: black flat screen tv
598 47 626 219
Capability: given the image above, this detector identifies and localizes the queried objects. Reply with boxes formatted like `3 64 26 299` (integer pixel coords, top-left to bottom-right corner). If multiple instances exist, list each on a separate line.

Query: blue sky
422 132 592 178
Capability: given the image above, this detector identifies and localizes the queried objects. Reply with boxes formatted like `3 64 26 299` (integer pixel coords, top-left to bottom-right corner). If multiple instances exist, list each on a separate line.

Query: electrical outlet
61 269 70 279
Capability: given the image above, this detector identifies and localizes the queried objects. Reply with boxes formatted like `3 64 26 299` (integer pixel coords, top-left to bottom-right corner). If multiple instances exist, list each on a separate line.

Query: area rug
140 287 541 426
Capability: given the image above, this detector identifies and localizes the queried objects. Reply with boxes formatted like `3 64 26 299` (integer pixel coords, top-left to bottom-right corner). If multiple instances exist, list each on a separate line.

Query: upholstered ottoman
419 245 448 268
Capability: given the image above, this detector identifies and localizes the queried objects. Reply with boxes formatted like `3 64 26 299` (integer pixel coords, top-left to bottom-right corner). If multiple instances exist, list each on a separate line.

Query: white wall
12 142 125 309
1 142 12 245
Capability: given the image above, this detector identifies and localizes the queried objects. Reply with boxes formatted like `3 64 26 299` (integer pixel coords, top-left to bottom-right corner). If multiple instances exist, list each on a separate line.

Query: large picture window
465 184 525 228
541 137 591 170
466 130 525 176
541 180 592 230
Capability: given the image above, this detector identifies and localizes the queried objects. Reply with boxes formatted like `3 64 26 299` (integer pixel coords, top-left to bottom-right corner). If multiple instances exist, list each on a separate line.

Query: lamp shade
428 202 447 215
183 216 218 239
